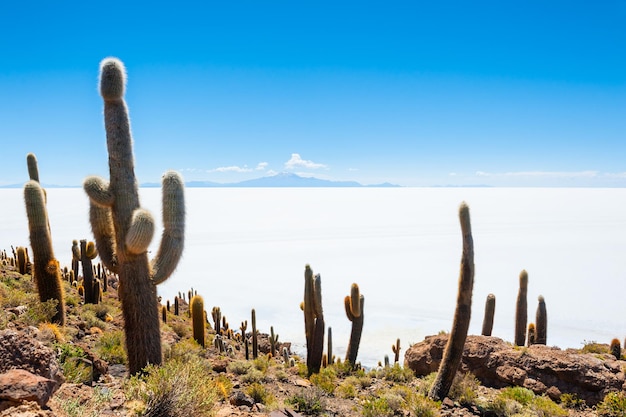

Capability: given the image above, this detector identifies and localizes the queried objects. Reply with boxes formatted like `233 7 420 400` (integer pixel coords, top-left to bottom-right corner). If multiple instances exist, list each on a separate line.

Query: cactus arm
26 153 40 182
150 171 185 285
126 208 155 255
88 202 118 273
84 176 114 207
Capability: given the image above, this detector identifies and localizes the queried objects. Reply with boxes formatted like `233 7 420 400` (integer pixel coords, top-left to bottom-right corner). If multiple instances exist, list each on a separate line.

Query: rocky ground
0 259 624 417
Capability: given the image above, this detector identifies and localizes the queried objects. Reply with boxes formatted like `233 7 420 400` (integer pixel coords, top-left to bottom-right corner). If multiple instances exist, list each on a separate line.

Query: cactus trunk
429 202 475 401
514 270 528 346
535 295 547 345
481 293 496 336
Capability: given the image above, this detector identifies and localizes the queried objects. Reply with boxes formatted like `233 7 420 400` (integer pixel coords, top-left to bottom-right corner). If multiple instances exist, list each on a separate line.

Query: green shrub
227 360 253 375
124 356 216 417
361 396 395 417
310 366 337 394
246 382 275 405
95 329 126 364
287 387 326 415
410 394 440 417
500 386 535 406
370 363 414 383
597 391 626 417
449 372 480 405
560 393 585 410
530 395 567 417
580 340 609 354
241 368 265 384
55 342 91 384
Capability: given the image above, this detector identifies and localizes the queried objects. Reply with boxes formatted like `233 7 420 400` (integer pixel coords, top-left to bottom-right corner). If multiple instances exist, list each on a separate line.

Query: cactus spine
303 265 325 375
429 202 475 401
24 180 65 325
345 282 364 368
535 295 547 345
191 295 205 347
481 293 496 336
514 270 529 346
83 58 185 374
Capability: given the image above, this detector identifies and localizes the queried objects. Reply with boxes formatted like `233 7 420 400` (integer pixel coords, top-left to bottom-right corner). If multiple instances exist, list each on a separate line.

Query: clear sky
1 1 625 187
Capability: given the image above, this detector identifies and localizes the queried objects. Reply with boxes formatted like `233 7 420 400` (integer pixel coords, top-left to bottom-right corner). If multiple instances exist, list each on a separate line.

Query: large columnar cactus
190 295 205 347
251 308 258 359
303 264 325 375
344 282 364 367
514 270 529 346
429 202 474 401
481 293 496 336
16 246 28 275
83 58 186 374
535 295 547 345
24 180 65 325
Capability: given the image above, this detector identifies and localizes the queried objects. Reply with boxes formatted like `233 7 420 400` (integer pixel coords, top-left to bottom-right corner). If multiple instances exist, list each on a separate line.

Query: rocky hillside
1 257 625 417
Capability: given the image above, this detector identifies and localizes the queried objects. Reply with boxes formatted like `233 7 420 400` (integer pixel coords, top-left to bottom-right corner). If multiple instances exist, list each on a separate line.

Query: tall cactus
345 283 364 367
514 270 529 346
24 180 65 325
190 295 205 348
481 293 496 336
83 58 185 374
392 338 401 364
303 265 325 375
535 295 547 345
429 202 474 401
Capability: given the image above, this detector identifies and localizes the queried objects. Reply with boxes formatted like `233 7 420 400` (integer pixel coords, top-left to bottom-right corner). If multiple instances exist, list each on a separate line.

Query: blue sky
1 1 625 187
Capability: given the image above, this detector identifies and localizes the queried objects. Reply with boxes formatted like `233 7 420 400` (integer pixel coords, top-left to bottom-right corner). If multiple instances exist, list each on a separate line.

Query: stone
229 390 255 408
0 329 63 386
0 369 57 407
405 335 625 405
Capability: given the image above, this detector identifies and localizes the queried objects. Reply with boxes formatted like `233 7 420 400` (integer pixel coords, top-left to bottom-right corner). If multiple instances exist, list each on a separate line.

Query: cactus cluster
83 58 185 374
303 265 325 375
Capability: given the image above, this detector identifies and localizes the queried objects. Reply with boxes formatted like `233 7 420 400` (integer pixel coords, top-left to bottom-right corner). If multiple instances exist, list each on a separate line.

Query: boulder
0 369 57 408
0 329 63 385
405 335 626 405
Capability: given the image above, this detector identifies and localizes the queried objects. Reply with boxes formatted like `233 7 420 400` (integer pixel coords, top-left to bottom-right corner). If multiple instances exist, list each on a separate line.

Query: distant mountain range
1 173 401 189
146 173 401 188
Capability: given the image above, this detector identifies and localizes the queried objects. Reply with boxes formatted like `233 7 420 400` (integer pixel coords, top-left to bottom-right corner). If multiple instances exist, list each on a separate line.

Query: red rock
405 335 625 405
0 369 57 407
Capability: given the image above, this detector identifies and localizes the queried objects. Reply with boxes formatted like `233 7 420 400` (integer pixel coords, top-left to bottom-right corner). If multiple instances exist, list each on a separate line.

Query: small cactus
429 202 474 401
610 338 621 360
16 246 28 275
535 295 547 345
327 327 334 365
481 293 496 336
251 308 258 359
190 295 205 347
270 326 279 357
514 270 529 346
345 283 364 368
392 338 401 364
212 306 222 335
161 305 167 323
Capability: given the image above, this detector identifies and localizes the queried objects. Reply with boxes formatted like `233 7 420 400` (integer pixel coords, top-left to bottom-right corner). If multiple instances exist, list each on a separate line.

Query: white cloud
475 171 491 177
284 153 327 170
210 165 253 173
256 162 268 171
